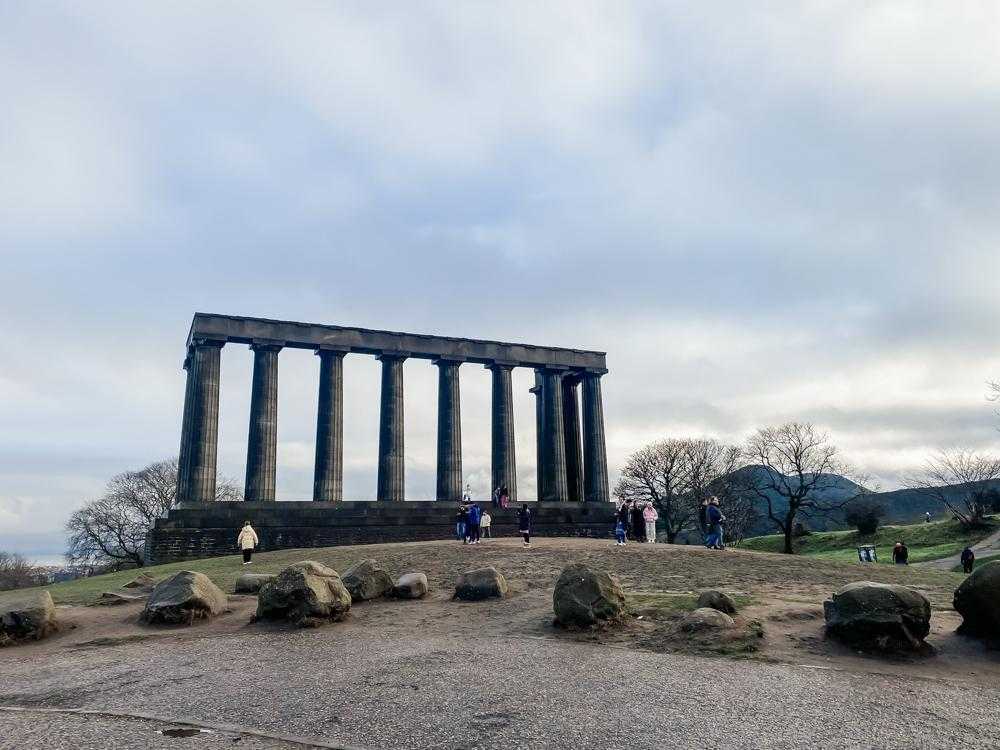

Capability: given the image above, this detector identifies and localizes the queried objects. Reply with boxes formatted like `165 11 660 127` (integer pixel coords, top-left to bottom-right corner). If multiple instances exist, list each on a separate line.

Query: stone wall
146 501 616 565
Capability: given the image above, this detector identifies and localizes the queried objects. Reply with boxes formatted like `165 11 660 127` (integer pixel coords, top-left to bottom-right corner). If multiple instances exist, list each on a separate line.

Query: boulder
553 563 626 627
0 590 57 645
824 581 931 651
122 573 156 590
256 561 352 627
141 571 228 625
454 567 508 601
681 607 736 632
392 572 429 600
953 560 1000 638
95 591 145 606
697 590 737 615
234 573 276 594
342 559 394 601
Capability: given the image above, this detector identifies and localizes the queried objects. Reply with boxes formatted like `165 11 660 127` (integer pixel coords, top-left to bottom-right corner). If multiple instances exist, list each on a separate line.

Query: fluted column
563 376 584 502
540 368 569 502
313 348 346 502
175 353 195 504
530 372 543 501
489 363 517 502
435 359 462 502
188 339 224 503
377 353 406 502
582 371 610 503
244 342 281 502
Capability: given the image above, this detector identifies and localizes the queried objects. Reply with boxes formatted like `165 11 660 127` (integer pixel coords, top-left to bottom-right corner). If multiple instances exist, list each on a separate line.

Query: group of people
456 484 533 547
614 500 659 545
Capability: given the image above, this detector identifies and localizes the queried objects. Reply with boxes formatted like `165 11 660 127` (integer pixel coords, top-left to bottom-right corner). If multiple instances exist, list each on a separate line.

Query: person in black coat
961 546 975 574
518 505 532 547
631 503 646 543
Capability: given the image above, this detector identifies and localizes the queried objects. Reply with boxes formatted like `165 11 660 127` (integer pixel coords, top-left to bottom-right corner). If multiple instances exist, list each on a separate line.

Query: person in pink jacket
642 504 659 544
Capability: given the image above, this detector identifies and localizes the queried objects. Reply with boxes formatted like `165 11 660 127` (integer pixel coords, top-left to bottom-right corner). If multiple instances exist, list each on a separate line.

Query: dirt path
918 527 1000 570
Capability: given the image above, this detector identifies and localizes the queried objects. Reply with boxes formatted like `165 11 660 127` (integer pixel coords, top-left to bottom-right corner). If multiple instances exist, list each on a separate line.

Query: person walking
643 503 659 544
237 521 258 565
892 541 909 565
705 498 725 550
925 511 932 523
480 509 492 539
961 546 976 574
467 503 482 544
455 505 467 543
518 505 532 547
500 485 509 509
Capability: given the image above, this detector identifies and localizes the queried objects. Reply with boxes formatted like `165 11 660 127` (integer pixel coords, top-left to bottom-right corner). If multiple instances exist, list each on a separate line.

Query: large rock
234 573 276 594
122 573 156 590
0 590 57 645
824 581 931 651
392 572 429 600
454 567 508 601
953 560 1000 638
342 559 394 601
697 590 737 615
256 561 352 627
141 571 228 625
553 563 626 627
681 607 735 632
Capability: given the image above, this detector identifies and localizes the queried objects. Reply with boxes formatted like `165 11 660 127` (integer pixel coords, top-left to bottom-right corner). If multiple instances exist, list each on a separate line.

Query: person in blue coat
705 498 725 550
466 503 482 545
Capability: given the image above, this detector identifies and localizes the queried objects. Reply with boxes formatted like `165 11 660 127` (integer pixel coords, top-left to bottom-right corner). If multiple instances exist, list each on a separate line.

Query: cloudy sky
3 2 1000 556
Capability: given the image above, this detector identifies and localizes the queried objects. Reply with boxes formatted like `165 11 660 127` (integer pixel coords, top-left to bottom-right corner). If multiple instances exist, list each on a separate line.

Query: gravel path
918 527 1000 570
2 624 999 749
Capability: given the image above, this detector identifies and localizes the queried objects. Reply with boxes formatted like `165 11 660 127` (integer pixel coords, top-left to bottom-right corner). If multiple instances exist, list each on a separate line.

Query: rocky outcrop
392 572 429 600
0 590 57 645
256 561 352 627
141 571 228 625
681 607 735 631
824 581 931 651
122 573 156 590
953 561 1000 638
553 563 626 627
454 567 508 601
342 559 394 601
697 590 738 615
234 573 277 594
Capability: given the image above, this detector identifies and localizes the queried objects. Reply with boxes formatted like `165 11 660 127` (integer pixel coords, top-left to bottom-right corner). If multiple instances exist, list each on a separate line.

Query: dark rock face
824 581 931 651
697 590 738 615
256 561 352 627
454 567 508 601
953 561 1000 638
681 607 735 632
0 590 57 645
141 571 228 625
342 559 394 601
553 563 625 627
392 572 429 599
234 573 277 594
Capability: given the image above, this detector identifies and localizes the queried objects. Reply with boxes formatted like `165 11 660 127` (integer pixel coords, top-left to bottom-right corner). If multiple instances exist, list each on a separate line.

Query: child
480 509 492 539
615 519 626 546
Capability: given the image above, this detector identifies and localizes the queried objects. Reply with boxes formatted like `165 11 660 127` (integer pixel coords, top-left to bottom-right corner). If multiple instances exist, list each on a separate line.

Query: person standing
617 501 630 535
615 518 627 546
892 541 909 565
467 503 482 545
643 503 659 544
500 485 509 509
631 502 646 543
455 504 467 543
698 499 710 544
480 509 492 539
705 498 725 550
492 486 501 508
237 521 258 565
518 505 532 547
961 546 976 574
463 484 472 503
925 511 932 523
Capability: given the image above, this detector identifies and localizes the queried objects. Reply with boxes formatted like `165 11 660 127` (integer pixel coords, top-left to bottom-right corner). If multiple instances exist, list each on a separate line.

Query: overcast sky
4 2 1000 555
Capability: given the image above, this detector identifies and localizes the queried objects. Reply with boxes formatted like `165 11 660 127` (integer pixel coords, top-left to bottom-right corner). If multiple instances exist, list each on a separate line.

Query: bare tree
0 552 46 591
614 438 742 543
742 422 860 554
66 458 241 569
905 449 1000 528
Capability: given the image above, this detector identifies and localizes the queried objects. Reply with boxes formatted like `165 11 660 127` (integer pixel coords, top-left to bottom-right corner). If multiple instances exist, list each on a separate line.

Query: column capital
250 338 284 352
485 360 518 371
192 337 226 349
315 344 350 356
433 356 465 367
581 367 609 376
376 350 409 362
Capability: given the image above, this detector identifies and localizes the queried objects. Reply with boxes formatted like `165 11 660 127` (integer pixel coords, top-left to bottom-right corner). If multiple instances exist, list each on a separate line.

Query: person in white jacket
237 521 259 565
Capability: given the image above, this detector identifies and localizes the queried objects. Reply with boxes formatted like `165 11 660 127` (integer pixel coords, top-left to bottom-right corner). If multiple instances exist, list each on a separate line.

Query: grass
950 554 1000 573
739 516 995 565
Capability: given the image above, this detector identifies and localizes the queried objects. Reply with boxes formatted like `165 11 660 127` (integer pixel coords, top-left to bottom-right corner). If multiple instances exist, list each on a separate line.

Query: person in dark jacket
455 505 467 543
698 499 710 543
961 546 975 574
631 503 646 543
617 501 631 538
518 505 532 547
892 541 909 565
705 498 725 549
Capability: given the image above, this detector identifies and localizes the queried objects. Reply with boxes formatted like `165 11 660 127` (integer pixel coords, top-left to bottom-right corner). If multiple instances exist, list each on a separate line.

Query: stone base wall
146 501 616 565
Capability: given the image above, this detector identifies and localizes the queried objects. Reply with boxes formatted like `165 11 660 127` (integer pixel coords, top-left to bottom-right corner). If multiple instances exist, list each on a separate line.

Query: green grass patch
739 516 995 564
951 554 1000 573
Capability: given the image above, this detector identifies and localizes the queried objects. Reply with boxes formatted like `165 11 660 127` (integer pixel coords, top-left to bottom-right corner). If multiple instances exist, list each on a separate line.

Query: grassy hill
739 516 995 565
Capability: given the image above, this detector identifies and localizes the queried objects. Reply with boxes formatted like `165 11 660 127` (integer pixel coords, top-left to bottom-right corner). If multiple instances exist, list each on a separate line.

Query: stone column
435 359 462 502
489 363 517 502
313 348 346 502
540 368 569 502
377 353 406 502
175 352 195 504
582 371 610 503
187 339 224 503
562 376 584 502
530 372 543 501
244 342 281 502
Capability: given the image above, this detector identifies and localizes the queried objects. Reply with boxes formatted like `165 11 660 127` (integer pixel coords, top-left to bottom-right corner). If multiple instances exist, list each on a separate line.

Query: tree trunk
782 509 796 554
